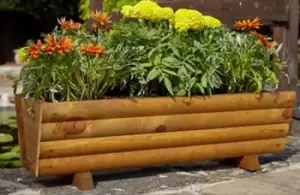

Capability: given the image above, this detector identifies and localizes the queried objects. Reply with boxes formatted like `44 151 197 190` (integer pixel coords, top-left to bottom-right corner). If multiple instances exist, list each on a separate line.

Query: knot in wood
282 108 292 120
156 125 166 132
61 120 86 135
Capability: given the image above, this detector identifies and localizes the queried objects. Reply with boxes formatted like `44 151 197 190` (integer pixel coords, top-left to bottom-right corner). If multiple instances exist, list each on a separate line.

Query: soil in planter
0 109 21 168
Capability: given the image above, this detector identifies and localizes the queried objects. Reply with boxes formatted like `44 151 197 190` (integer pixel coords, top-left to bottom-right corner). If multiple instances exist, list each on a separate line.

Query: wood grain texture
238 155 261 171
41 108 291 141
39 124 288 159
72 172 94 190
40 92 295 123
15 95 26 165
38 138 286 176
15 96 42 176
101 0 289 23
157 0 289 21
285 0 299 91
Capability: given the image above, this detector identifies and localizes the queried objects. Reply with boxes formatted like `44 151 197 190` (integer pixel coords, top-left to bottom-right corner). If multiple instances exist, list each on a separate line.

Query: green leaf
163 77 174 96
140 63 153 68
0 152 19 160
176 89 186 96
178 67 188 77
147 67 160 81
154 54 162 66
1 146 12 151
193 40 202 49
170 46 181 58
189 77 197 88
0 134 13 143
162 56 181 65
11 160 22 168
11 145 20 153
162 69 178 77
196 83 205 94
0 160 21 168
158 75 164 82
184 63 196 73
201 74 208 88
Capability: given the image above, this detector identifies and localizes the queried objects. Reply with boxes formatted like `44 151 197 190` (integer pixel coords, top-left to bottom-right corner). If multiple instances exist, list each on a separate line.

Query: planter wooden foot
238 155 260 171
72 172 95 190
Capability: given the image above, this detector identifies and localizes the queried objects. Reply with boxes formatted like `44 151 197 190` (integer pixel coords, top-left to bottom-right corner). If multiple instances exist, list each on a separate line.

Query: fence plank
158 0 289 22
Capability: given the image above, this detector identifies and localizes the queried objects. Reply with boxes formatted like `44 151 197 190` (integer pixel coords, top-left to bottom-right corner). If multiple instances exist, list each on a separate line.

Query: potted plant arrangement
14 0 295 190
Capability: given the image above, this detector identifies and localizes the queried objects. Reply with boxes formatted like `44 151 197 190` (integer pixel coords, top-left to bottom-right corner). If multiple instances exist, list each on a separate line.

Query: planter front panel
38 138 285 176
15 92 295 176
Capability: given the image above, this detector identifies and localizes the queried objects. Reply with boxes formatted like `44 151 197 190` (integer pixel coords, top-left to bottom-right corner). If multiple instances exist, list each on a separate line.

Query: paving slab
199 164 300 195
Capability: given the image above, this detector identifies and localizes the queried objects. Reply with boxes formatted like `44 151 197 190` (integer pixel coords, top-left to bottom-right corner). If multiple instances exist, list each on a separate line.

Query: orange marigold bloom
43 35 56 54
235 17 261 31
55 37 73 54
91 11 111 26
29 40 43 59
80 43 105 56
57 18 81 32
91 23 98 32
251 31 276 49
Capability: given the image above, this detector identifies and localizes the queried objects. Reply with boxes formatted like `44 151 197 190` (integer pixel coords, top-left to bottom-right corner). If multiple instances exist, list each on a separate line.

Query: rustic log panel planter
15 91 295 190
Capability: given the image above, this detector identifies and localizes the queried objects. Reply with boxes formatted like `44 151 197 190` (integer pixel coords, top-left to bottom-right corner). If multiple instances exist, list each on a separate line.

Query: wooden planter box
15 91 295 190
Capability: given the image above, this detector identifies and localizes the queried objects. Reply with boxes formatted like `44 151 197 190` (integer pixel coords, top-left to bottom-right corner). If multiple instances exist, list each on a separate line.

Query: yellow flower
160 7 174 20
173 9 205 32
16 47 29 64
203 15 222 28
121 0 174 21
121 5 137 19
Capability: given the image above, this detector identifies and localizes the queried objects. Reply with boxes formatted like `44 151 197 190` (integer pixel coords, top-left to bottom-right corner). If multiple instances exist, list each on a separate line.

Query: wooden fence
91 0 299 91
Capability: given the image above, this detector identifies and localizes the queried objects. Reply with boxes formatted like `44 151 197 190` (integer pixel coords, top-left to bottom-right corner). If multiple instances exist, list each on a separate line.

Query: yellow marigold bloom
173 9 205 32
121 5 137 19
134 0 160 10
160 7 174 20
203 15 222 28
121 0 174 21
16 47 29 64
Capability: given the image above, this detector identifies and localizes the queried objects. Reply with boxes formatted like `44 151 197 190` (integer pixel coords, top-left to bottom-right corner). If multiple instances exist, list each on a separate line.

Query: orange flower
91 11 111 26
43 35 56 54
251 31 276 49
29 40 42 59
91 23 98 32
44 34 55 45
57 18 81 32
80 43 105 56
55 37 73 54
235 17 261 31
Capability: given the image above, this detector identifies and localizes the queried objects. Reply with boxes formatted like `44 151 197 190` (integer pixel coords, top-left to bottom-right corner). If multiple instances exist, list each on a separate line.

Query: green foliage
101 21 281 97
14 5 283 102
79 0 90 20
0 0 20 10
15 21 115 102
103 0 144 13
0 111 20 168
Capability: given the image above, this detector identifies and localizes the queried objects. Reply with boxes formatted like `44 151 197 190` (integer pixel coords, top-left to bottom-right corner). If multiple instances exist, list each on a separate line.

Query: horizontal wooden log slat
41 108 291 141
38 138 285 176
157 0 289 21
39 124 288 159
40 92 295 123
